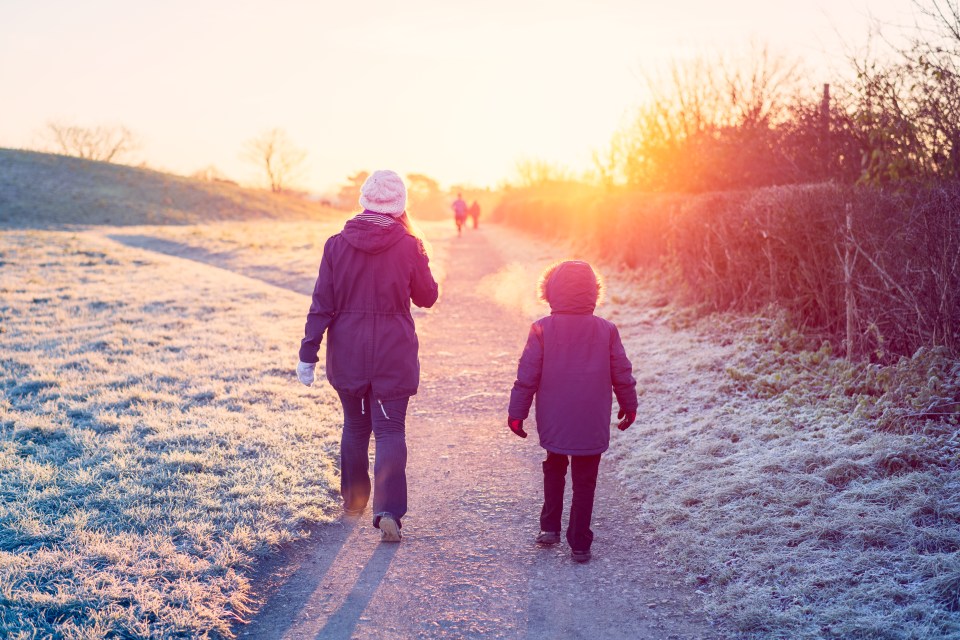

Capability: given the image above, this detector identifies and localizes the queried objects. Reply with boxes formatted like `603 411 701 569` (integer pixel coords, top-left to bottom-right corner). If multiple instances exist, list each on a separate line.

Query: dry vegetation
493 182 960 361
0 229 345 638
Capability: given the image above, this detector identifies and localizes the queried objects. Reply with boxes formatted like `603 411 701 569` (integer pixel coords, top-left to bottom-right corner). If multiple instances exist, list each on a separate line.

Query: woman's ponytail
397 211 433 259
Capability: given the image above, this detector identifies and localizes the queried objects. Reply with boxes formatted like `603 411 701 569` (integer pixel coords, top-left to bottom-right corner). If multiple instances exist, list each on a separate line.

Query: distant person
452 193 468 236
297 169 439 543
468 200 480 229
506 260 637 563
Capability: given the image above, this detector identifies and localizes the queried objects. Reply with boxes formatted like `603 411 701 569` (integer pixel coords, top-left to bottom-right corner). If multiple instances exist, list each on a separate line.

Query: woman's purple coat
299 215 439 401
508 261 638 456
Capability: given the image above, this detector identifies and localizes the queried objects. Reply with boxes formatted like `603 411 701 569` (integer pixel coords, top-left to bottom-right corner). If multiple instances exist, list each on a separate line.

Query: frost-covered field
100 217 449 297
0 228 345 638
609 309 960 639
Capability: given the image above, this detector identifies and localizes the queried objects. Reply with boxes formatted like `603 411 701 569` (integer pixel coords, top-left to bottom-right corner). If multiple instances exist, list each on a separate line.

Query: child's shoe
535 531 561 545
378 514 402 543
571 549 591 563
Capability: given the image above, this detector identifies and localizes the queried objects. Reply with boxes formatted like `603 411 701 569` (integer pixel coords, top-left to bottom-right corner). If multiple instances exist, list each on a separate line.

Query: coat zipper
361 398 365 415
378 399 389 419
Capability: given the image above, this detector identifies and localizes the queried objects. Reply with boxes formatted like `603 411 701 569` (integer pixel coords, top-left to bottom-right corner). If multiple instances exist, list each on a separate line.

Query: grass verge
612 309 960 639
0 229 341 638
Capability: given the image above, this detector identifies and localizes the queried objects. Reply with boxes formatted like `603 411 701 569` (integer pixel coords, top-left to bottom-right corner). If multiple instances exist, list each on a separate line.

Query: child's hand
617 408 636 431
507 417 528 438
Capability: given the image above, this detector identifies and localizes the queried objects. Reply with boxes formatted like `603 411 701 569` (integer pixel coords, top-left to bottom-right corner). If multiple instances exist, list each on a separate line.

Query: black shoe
536 531 561 545
571 549 591 563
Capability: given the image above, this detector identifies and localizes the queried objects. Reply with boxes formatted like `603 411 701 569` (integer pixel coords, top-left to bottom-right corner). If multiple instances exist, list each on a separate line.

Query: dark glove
617 408 637 431
507 417 528 438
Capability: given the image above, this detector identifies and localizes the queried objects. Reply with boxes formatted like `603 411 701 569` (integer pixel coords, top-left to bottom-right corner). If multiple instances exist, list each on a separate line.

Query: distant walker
452 193 468 236
468 200 480 229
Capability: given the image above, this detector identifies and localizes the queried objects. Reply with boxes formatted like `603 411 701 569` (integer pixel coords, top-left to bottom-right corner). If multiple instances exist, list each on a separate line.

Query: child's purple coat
299 215 439 401
509 261 638 456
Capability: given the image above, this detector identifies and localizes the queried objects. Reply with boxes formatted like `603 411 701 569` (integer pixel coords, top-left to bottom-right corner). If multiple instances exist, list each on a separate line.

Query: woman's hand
296 361 316 387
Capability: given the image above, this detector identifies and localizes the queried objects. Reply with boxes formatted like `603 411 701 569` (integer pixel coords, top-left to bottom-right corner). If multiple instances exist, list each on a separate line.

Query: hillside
0 148 340 227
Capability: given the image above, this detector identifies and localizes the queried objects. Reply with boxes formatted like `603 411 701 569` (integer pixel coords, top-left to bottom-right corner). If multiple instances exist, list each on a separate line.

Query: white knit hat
359 170 407 216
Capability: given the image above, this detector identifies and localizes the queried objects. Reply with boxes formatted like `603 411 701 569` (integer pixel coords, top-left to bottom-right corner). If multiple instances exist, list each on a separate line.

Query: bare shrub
670 183 960 359
600 44 827 193
512 158 573 187
842 1 960 185
43 121 139 163
190 164 237 185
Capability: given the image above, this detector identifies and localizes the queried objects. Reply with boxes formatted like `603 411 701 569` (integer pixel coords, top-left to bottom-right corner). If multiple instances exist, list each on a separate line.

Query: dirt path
202 224 717 640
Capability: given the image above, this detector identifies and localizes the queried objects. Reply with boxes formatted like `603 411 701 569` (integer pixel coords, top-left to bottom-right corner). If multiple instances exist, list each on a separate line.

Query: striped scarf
353 210 398 227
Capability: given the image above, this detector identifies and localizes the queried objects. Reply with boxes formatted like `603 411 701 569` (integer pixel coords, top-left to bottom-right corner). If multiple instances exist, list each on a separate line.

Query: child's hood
540 260 601 314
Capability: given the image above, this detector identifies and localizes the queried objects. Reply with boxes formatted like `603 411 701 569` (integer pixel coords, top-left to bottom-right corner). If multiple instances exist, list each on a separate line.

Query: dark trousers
337 390 409 527
540 451 602 552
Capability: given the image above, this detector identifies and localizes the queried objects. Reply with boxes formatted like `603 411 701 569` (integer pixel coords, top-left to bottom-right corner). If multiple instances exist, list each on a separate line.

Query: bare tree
847 1 960 183
45 121 139 163
242 128 307 193
908 0 960 178
914 0 960 42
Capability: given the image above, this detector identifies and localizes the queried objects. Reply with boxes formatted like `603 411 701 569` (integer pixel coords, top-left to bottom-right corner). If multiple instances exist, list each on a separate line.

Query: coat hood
341 217 410 254
540 260 602 314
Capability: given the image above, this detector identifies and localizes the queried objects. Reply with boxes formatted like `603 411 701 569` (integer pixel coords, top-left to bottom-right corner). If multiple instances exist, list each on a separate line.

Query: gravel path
226 224 720 640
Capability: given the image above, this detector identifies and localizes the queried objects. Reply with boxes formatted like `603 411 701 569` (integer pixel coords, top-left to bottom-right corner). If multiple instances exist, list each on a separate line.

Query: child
507 260 637 563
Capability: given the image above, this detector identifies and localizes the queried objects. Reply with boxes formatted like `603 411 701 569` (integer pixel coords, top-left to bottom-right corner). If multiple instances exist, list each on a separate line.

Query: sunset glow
1 1 914 191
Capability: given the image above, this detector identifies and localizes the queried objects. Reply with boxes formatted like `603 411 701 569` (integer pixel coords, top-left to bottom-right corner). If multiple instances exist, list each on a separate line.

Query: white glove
296 361 316 387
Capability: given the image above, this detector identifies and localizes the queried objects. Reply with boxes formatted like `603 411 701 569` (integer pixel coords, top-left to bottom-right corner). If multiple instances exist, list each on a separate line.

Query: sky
0 0 918 194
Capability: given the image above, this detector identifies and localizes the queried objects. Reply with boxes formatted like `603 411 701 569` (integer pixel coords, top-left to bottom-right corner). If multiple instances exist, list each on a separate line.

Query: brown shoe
536 531 561 545
379 514 402 543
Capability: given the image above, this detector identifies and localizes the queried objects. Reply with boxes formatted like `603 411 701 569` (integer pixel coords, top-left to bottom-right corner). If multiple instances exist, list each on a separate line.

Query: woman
296 170 439 542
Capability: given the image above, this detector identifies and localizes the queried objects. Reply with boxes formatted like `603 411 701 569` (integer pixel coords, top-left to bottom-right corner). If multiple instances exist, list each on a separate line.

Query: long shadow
239 518 358 640
106 233 314 295
312 543 399 639
239 519 401 640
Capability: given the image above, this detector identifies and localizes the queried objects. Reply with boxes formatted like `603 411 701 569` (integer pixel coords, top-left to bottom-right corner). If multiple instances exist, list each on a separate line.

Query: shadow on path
312 543 399 639
240 516 400 640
